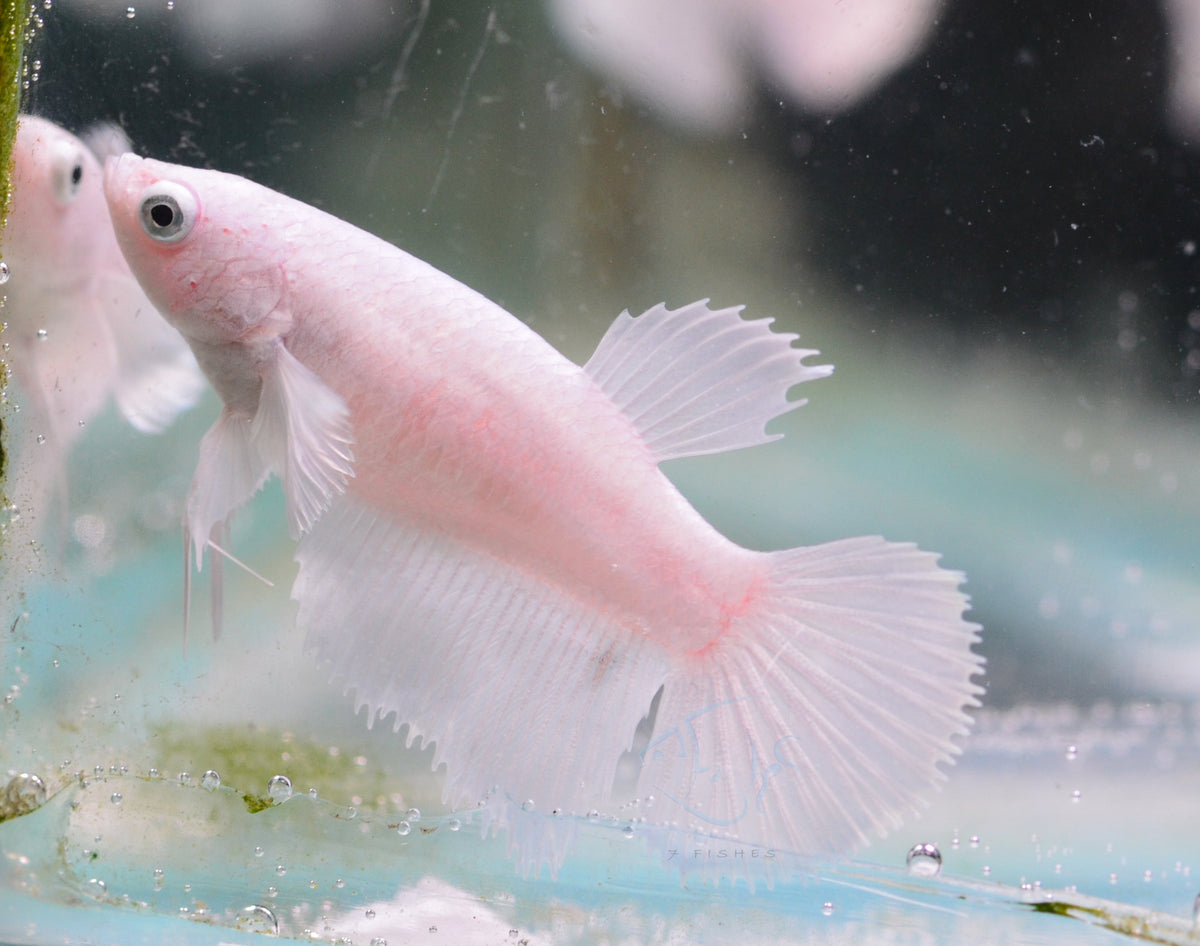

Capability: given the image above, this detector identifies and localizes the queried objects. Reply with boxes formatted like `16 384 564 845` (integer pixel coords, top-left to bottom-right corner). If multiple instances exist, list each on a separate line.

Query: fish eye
49 140 86 203
137 181 199 244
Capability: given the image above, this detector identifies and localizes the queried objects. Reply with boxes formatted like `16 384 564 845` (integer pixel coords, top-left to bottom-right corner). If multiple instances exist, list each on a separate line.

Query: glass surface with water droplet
906 842 943 878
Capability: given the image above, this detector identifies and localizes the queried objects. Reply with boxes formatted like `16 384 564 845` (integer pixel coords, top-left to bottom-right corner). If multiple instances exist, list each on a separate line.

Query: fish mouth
102 152 148 208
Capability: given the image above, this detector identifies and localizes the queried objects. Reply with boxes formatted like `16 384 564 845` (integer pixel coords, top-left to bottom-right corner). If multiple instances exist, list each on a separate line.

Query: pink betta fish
103 153 983 867
0 116 203 537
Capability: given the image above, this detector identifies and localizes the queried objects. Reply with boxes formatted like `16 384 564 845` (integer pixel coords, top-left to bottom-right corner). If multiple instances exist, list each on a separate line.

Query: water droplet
821 902 834 917
370 939 388 946
622 823 635 839
396 821 412 836
125 6 135 17
35 328 47 339
166 0 174 7
266 885 278 898
906 842 942 877
308 787 319 799
110 792 122 806
253 845 264 858
508 930 520 939
178 771 191 786
521 799 535 812
1 772 47 817
267 775 292 801
35 435 45 445
1066 745 1078 761
153 868 164 889
275 863 287 876
235 904 278 935
334 878 345 889
200 770 220 790
447 818 461 832
0 261 9 284
85 877 106 898
406 806 421 822
1071 789 1082 803
365 908 377 919
969 835 980 848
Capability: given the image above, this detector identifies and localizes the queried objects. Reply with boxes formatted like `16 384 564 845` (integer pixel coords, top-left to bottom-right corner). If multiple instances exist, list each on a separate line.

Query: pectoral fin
251 341 355 538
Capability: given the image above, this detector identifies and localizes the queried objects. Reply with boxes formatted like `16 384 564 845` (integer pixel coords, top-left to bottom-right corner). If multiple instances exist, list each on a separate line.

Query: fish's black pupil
150 203 176 228
71 164 82 186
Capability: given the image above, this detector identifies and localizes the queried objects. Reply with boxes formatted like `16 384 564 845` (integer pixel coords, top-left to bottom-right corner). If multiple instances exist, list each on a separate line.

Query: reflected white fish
0 116 204 538
103 153 984 873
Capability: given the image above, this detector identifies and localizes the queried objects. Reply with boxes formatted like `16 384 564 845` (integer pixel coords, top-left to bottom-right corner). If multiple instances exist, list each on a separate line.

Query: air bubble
396 821 412 836
200 770 220 790
0 261 9 284
85 878 106 898
35 328 47 339
275 863 286 876
1 773 47 817
370 939 388 946
125 6 135 17
622 823 635 839
253 845 264 858
365 908 377 919
906 842 942 877
821 902 834 917
447 818 461 832
406 806 421 822
521 799 534 812
267 775 292 801
236 904 279 935
110 792 122 806
1066 745 1078 761
1071 789 1082 803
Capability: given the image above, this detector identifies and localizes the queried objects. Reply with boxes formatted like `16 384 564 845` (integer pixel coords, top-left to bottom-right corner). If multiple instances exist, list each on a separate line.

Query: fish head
103 153 292 348
3 115 111 292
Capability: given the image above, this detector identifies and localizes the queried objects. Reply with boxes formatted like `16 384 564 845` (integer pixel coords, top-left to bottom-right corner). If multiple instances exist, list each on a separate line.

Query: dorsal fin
582 300 833 463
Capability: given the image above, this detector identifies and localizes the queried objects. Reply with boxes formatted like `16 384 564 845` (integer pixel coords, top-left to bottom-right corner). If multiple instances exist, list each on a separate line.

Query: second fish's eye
137 181 198 244
49 140 86 203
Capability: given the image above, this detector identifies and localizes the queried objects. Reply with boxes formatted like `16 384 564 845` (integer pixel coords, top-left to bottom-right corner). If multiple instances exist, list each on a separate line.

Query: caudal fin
638 536 983 858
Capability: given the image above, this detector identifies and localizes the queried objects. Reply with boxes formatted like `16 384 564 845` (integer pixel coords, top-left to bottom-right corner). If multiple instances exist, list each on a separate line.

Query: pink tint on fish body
0 116 203 540
103 153 984 875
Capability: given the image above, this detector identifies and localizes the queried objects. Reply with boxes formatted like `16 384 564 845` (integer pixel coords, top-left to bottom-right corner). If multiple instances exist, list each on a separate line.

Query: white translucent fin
251 341 355 537
638 536 984 857
582 300 833 462
295 496 671 871
185 409 272 568
102 272 206 433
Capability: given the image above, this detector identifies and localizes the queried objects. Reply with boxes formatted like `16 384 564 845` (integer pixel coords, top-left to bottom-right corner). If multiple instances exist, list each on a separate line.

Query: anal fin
294 496 671 873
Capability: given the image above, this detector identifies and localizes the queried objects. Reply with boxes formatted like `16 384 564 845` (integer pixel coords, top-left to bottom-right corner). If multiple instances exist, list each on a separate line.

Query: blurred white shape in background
545 0 945 130
59 0 401 72
1161 0 1200 138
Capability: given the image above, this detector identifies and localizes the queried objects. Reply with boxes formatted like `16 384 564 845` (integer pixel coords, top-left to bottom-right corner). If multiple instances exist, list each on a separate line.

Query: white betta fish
0 116 204 536
103 153 983 868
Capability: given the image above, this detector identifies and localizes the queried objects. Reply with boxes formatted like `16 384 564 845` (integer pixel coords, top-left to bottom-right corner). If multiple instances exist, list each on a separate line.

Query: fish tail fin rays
583 300 833 463
639 537 984 857
295 496 671 876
